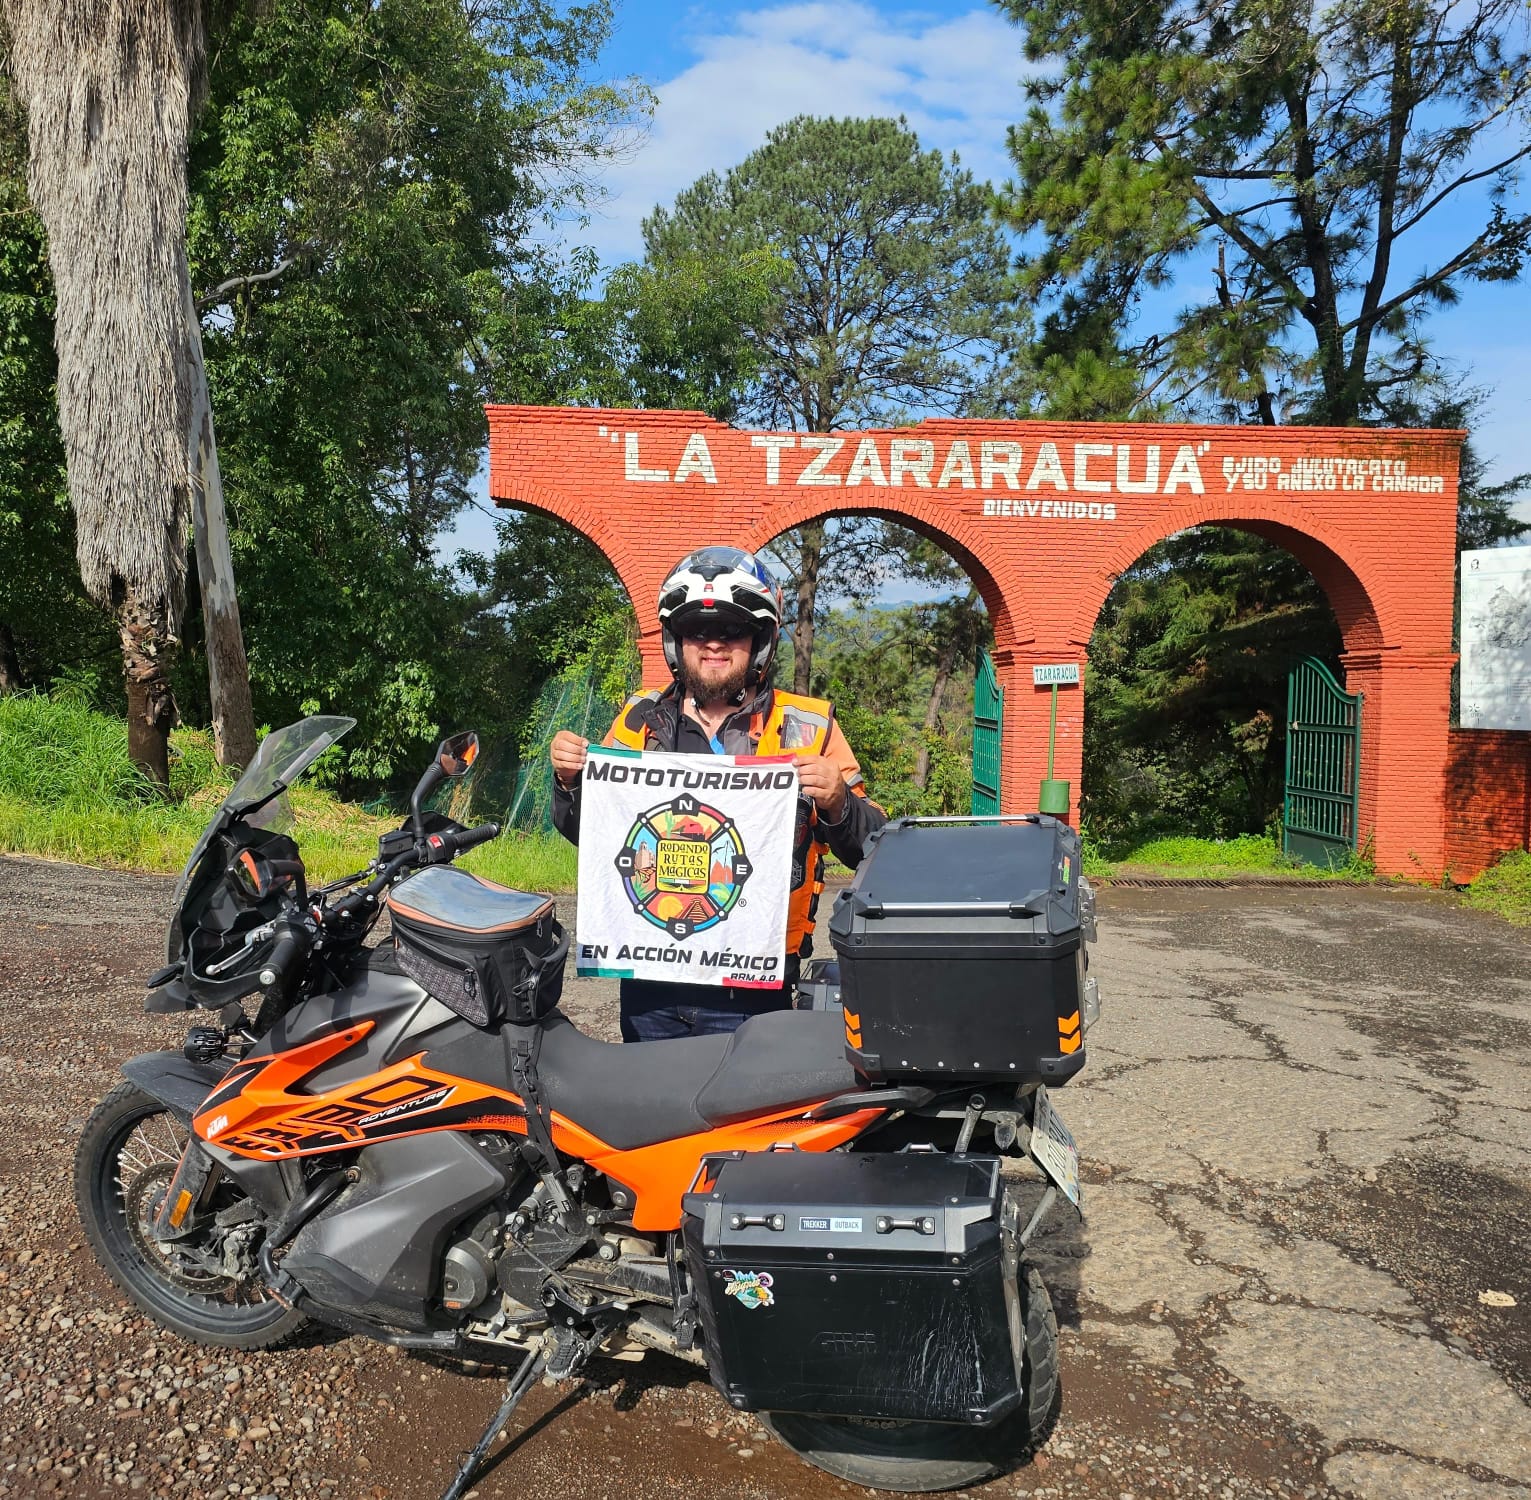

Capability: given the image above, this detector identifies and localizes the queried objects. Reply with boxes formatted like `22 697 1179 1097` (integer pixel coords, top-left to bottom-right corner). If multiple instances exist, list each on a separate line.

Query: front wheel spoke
158 1114 186 1160
117 1140 153 1174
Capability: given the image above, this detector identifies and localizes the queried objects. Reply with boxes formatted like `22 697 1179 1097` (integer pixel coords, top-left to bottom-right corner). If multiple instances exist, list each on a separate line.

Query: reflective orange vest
604 688 863 959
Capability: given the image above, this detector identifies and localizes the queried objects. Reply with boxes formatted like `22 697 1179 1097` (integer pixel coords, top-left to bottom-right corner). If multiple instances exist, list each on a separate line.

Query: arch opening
1080 522 1377 854
754 511 1004 820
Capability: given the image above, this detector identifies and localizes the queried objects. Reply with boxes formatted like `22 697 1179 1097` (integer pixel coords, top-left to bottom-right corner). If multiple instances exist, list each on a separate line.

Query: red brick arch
487 407 1463 875
736 494 1032 660
1071 506 1392 654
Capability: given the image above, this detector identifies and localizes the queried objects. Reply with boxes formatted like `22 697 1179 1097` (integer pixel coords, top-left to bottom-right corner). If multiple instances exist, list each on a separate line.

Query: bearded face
680 629 752 706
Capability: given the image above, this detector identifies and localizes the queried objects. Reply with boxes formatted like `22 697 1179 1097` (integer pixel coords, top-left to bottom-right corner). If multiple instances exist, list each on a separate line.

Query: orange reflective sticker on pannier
843 1007 863 1048
1058 1011 1082 1054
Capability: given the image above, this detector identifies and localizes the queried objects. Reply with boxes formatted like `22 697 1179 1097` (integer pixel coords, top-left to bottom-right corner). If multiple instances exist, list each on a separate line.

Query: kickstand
439 1342 549 1500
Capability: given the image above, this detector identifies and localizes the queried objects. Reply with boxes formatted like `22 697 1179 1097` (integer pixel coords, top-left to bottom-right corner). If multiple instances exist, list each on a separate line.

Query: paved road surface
1 856 1527 1499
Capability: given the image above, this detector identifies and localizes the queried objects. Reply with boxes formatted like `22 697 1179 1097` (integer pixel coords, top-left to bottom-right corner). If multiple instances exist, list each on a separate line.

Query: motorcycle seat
531 1008 857 1151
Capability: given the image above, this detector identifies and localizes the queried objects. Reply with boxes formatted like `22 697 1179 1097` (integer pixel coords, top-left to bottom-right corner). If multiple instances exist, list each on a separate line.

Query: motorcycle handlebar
322 823 500 924
427 821 501 860
258 919 312 992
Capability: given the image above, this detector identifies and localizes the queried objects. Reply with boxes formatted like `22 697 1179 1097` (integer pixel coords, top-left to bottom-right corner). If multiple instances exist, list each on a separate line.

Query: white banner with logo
574 746 798 988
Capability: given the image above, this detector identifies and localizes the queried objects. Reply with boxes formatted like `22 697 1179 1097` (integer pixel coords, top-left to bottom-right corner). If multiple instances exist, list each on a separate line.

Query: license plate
1030 1086 1081 1207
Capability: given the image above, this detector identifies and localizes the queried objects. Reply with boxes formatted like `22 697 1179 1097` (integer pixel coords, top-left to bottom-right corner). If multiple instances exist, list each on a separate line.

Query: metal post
1047 683 1057 778
1038 678 1070 817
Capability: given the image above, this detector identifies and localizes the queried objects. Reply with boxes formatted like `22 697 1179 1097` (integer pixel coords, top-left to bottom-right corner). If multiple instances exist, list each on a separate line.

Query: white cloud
578 2 1032 266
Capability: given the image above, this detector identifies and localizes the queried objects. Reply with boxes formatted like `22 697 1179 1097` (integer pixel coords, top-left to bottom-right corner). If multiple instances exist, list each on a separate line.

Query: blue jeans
619 978 793 1042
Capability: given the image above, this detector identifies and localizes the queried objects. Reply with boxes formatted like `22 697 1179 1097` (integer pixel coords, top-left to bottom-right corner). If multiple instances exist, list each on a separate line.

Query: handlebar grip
424 822 501 862
452 821 501 853
258 921 312 991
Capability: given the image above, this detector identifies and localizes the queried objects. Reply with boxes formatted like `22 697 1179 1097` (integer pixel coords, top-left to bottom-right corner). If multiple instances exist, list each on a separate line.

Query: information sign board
1461 546 1531 732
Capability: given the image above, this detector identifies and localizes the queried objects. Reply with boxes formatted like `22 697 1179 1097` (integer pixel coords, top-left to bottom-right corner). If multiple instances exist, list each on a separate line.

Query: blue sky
448 0 1530 556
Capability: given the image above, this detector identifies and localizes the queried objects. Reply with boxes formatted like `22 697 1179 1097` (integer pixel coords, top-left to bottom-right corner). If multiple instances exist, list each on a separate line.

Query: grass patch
1095 830 1373 882
1463 850 1531 925
464 832 579 894
0 693 576 892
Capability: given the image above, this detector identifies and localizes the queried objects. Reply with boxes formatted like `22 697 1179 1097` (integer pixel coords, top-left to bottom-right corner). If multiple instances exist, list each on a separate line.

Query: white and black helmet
657 545 783 689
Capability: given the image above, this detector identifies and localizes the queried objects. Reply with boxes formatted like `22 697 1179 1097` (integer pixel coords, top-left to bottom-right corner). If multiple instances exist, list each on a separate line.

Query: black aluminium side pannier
682 1149 1022 1424
827 815 1089 1086
387 866 568 1028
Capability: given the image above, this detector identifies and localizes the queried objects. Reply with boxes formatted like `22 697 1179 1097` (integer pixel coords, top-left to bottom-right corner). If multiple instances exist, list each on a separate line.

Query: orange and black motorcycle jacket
552 684 886 960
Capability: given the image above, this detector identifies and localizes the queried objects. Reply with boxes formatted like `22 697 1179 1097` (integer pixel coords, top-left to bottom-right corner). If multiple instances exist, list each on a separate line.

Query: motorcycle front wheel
762 1261 1059 1493
75 1082 306 1349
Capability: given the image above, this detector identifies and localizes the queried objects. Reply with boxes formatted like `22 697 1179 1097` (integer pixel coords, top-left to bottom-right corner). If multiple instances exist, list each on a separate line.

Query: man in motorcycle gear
551 545 886 1041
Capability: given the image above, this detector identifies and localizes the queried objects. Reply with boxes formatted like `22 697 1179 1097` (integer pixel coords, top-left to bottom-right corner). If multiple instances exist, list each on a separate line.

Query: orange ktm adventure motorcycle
76 716 1096 1498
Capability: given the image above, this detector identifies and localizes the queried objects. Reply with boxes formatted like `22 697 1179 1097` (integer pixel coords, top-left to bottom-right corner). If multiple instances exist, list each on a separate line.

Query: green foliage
1082 528 1340 846
463 832 578 894
165 0 644 784
1098 830 1373 881
810 602 981 818
500 606 638 834
1463 850 1531 926
0 691 577 889
996 0 1531 424
1115 833 1292 871
646 114 1015 431
3 0 646 779
483 248 779 420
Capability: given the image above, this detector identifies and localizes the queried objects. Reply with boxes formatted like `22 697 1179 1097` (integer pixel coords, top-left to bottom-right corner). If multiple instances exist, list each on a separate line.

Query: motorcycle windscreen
168 715 354 961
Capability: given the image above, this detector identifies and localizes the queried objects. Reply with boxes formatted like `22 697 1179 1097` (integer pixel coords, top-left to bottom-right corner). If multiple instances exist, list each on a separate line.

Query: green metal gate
971 648 1003 815
1282 657 1362 867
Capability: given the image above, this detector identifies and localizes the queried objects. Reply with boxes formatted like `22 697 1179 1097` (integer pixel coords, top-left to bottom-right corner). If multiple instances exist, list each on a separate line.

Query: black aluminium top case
827 815 1088 1086
682 1149 1021 1425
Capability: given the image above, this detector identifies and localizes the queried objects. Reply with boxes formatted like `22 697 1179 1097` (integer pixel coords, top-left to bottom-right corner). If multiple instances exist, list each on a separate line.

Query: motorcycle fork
150 1138 221 1243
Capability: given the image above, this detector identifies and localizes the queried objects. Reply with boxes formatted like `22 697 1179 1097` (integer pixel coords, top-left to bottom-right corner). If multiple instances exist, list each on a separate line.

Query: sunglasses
680 622 752 644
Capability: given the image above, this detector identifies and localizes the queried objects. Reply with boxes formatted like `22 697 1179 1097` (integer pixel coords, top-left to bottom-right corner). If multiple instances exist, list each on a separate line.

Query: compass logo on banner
615 793 754 939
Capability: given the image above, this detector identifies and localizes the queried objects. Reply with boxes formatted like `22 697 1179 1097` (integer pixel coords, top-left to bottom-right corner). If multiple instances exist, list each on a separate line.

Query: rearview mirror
229 848 305 904
411 731 480 840
438 731 479 779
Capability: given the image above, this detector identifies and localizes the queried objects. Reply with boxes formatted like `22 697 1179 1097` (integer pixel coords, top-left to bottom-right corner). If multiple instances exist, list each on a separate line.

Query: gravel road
2 854 1528 1500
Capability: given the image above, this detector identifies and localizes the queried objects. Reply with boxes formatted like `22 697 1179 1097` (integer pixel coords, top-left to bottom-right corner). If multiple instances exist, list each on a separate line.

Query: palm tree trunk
3 0 210 788
118 583 177 787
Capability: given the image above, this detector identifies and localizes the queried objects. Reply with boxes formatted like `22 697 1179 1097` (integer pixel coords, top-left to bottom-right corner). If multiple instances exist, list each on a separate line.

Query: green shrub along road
1 693 1525 921
0 693 578 891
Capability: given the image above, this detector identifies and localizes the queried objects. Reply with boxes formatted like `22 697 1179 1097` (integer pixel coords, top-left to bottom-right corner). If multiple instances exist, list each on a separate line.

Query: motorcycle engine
442 1174 591 1326
494 1179 589 1309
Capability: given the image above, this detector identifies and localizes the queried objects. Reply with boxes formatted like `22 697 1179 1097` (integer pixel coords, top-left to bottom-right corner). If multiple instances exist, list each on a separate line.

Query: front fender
121 1052 224 1125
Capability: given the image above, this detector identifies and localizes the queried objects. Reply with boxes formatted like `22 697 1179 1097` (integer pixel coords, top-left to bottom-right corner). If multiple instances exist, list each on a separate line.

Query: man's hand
794 753 848 822
550 731 590 788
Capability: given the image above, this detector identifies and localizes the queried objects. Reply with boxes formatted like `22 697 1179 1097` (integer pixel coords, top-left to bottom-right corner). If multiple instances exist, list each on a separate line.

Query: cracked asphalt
2 856 1528 1499
1023 883 1531 1500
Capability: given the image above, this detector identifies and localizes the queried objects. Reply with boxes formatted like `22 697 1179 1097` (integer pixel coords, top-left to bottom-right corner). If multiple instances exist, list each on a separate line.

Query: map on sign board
1460 546 1531 732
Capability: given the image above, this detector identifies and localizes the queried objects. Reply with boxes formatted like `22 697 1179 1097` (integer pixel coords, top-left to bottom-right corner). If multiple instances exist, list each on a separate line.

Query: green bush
1117 832 1290 871
0 692 580 891
1464 849 1531 925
